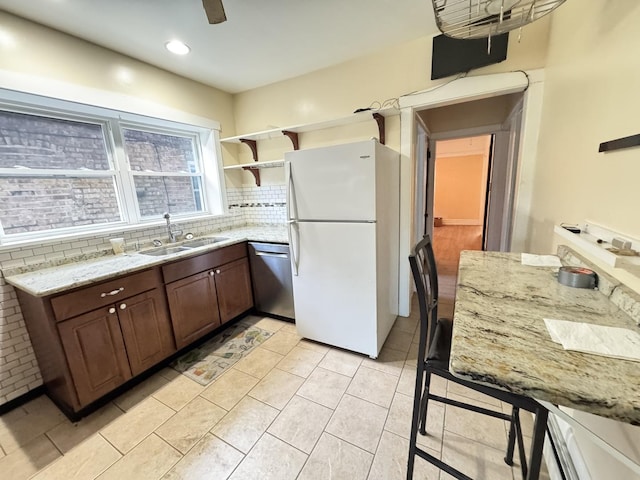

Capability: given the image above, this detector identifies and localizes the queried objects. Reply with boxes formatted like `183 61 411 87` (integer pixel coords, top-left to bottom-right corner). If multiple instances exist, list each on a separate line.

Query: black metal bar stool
407 235 549 480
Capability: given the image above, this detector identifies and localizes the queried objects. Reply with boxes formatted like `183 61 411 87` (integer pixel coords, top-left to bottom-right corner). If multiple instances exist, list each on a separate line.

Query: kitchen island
451 249 640 476
451 250 640 425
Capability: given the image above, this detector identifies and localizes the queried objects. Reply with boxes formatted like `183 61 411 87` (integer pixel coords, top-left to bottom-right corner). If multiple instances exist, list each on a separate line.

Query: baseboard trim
0 385 46 415
441 219 483 226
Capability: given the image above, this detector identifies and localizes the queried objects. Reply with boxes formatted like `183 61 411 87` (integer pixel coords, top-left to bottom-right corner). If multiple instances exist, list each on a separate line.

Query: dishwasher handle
255 251 289 259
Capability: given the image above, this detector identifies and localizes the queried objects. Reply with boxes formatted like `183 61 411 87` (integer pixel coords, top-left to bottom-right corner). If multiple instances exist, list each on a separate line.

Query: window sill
0 213 230 252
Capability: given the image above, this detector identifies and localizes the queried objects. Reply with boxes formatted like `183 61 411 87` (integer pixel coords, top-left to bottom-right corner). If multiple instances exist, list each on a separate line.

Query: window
122 127 204 218
0 93 222 244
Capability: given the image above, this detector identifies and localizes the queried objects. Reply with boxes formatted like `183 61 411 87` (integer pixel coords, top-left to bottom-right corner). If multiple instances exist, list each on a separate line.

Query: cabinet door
118 289 176 376
166 270 221 349
215 257 253 324
58 308 132 406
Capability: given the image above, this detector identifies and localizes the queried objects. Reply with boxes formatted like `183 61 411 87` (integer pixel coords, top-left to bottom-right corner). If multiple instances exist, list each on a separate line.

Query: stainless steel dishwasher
248 242 295 321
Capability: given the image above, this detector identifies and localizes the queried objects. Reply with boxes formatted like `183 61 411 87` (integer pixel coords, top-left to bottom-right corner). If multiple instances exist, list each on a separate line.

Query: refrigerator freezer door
286 141 376 222
292 221 379 357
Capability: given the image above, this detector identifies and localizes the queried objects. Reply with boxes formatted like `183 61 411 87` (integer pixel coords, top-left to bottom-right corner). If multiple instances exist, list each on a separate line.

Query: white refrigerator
285 139 400 358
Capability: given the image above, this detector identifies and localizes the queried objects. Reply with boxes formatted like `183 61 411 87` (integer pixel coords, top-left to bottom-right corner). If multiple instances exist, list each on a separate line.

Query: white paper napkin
544 318 640 362
521 253 563 268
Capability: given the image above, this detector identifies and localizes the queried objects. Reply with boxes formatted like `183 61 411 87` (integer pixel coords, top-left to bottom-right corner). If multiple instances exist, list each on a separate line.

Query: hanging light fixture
431 0 566 40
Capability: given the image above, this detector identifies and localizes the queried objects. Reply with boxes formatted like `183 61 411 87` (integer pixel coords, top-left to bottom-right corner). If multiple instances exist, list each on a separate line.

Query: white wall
528 1 640 253
0 11 235 133
231 17 551 172
528 1 640 478
419 94 518 134
433 136 491 225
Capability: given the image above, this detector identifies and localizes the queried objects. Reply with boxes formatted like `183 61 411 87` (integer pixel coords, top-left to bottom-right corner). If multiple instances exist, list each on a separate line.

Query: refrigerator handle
285 160 292 221
286 160 299 276
287 220 299 276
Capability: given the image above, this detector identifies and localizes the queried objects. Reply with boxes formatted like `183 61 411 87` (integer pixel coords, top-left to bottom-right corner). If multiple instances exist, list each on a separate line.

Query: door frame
413 114 431 248
430 126 511 252
427 132 492 241
397 69 545 316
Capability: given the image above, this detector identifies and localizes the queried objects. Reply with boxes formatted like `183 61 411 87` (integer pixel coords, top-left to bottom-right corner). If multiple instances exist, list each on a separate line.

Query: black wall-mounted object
430 33 509 80
598 133 640 153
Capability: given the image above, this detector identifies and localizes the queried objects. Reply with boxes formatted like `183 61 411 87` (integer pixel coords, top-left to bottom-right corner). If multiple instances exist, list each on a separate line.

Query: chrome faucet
163 213 183 243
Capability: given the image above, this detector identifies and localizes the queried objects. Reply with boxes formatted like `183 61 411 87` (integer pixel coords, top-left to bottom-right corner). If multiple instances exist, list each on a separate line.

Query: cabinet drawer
51 268 162 321
162 242 247 283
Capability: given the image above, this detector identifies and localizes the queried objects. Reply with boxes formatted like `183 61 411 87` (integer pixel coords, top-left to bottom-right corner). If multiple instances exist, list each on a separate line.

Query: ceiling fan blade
202 0 226 24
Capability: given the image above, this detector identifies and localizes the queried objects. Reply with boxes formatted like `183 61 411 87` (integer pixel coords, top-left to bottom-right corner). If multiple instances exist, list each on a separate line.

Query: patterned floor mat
171 319 273 386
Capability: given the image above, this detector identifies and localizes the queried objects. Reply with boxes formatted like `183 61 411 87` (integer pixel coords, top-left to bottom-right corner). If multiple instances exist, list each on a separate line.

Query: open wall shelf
220 108 398 145
223 159 284 170
221 107 398 186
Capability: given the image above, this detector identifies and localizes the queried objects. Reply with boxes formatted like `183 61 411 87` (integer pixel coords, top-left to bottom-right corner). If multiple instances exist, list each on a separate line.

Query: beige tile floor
0 307 551 480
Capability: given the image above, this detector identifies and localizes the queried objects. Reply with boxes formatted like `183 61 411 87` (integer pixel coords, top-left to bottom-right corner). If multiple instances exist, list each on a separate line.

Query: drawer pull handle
119 303 127 310
108 307 116 314
216 269 221 274
209 271 215 276
101 287 124 298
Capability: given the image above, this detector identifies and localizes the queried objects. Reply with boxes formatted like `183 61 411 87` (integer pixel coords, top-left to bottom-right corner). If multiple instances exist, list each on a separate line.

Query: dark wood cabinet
58 284 176 405
166 270 221 349
16 267 175 414
164 243 253 349
58 307 132 406
117 289 175 376
15 241 254 417
216 257 253 323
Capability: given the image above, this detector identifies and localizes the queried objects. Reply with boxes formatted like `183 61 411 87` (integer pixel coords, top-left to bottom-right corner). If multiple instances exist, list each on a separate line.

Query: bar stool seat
407 235 550 480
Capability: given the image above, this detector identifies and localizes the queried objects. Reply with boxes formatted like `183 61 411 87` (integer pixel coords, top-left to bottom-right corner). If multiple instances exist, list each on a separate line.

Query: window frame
0 89 225 246
117 121 209 223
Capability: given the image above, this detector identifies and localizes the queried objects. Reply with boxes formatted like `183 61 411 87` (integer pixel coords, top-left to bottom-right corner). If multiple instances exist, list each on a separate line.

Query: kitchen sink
138 237 229 256
181 237 229 248
139 246 192 256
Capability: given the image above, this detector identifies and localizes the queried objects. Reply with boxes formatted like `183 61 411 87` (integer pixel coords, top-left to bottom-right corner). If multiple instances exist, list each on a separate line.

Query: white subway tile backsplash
10 327 27 338
10 249 34 260
32 246 55 255
6 386 28 401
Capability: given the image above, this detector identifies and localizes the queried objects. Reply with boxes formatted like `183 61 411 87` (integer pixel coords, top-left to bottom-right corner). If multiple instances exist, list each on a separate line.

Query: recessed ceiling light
165 40 190 55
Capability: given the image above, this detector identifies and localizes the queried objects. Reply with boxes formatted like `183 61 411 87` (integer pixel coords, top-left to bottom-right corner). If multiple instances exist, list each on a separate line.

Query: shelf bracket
599 133 640 152
242 166 261 187
239 138 258 161
282 130 300 150
372 113 385 145
238 138 260 186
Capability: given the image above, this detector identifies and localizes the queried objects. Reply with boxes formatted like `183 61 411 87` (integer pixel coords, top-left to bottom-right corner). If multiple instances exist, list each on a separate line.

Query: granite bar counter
4 225 288 297
451 250 640 426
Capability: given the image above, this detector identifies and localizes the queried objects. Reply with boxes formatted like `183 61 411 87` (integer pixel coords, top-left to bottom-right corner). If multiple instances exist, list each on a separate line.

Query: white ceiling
0 0 438 93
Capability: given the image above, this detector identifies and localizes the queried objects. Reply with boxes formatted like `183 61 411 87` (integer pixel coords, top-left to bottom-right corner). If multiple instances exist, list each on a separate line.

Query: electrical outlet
612 237 632 250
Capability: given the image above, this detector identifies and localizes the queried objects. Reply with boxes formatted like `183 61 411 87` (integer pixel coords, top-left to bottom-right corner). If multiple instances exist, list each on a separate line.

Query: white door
485 98 524 251
291 221 378 357
413 118 432 246
286 140 377 222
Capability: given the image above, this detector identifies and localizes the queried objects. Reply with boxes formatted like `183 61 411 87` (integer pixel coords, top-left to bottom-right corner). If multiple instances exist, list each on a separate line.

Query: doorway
398 70 544 317
415 91 525 249
431 134 492 300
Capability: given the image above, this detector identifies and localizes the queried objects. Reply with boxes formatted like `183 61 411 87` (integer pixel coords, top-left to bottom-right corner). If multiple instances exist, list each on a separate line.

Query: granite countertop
451 250 640 425
4 225 288 297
